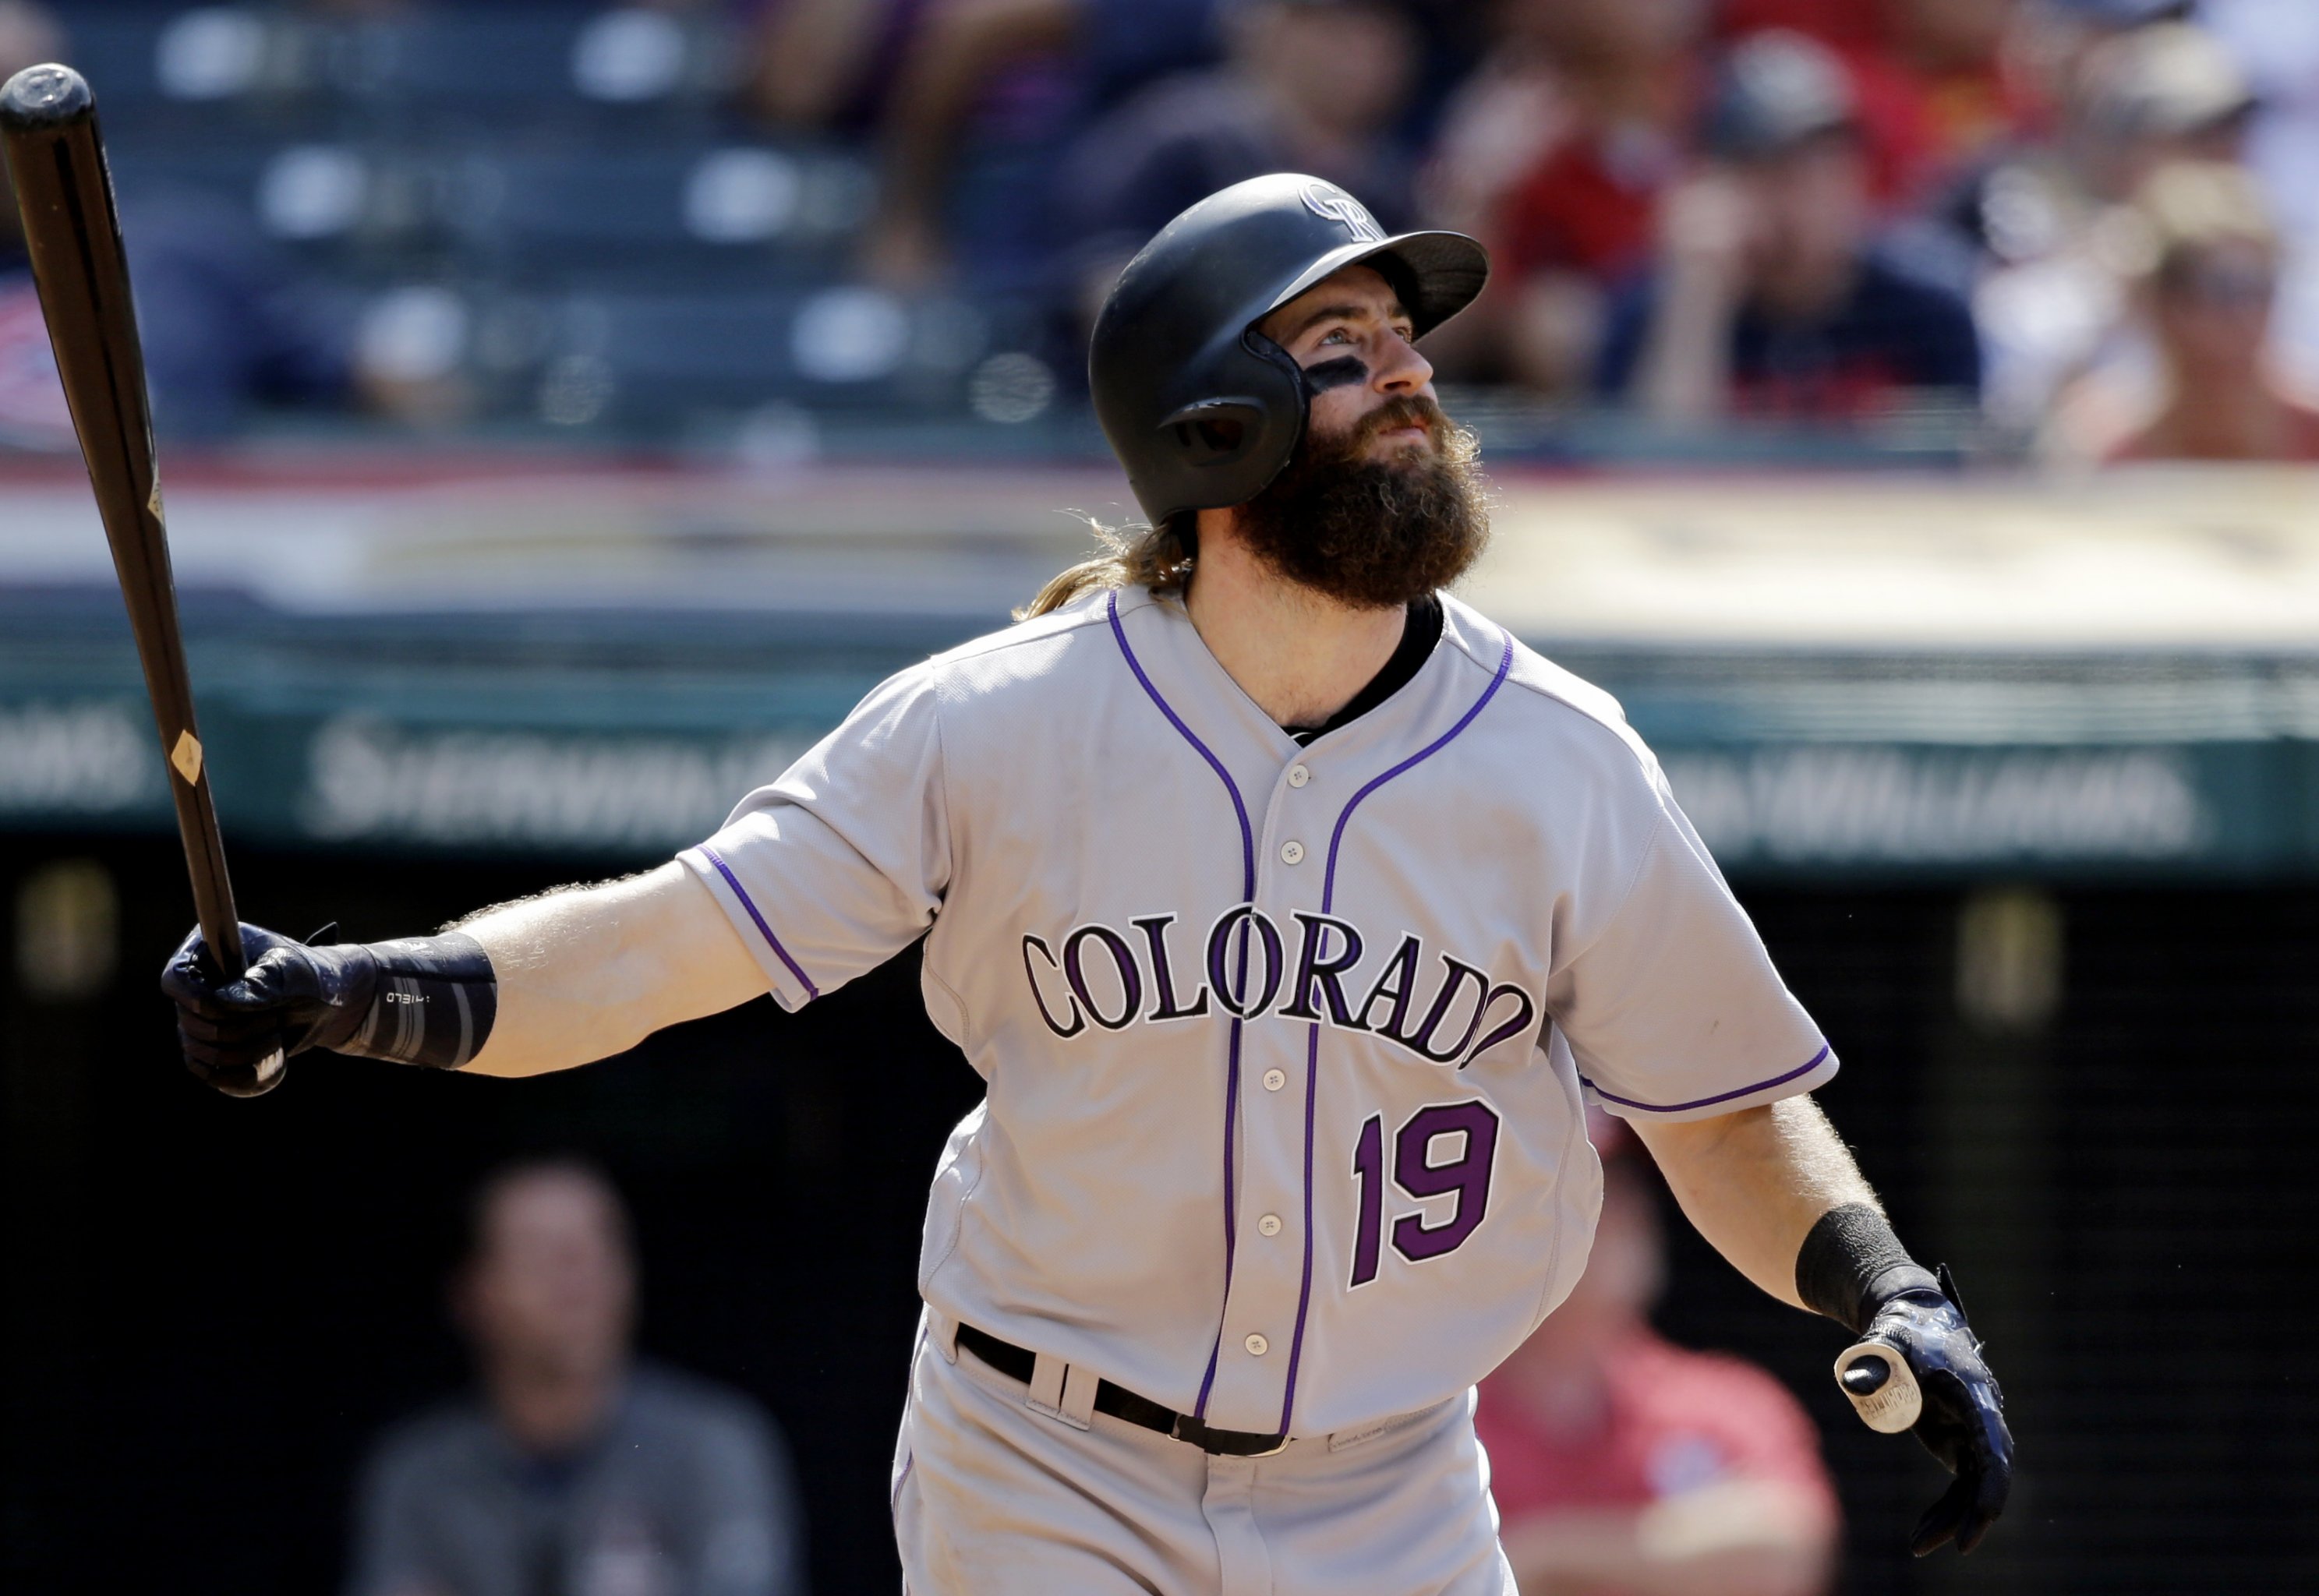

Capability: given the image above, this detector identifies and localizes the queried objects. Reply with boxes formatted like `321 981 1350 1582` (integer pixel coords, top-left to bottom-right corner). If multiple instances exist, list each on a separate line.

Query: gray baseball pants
893 1312 1515 1594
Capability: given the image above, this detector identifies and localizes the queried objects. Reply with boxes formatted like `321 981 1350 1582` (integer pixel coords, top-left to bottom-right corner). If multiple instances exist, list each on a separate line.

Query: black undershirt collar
1283 595 1444 746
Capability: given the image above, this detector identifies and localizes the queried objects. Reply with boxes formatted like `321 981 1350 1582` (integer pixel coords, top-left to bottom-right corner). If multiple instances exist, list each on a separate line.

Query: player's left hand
1847 1277 2013 1556
160 921 376 1096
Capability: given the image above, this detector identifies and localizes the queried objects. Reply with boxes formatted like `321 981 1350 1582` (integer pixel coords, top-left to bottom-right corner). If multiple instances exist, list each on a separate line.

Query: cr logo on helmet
1300 181 1385 245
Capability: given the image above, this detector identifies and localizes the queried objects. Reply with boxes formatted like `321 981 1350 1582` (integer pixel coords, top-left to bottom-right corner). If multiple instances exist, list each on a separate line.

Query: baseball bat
1835 1341 1922 1432
2 65 267 1082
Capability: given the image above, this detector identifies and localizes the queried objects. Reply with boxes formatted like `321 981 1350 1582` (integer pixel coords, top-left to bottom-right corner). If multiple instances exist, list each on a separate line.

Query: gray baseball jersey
680 585 1833 1442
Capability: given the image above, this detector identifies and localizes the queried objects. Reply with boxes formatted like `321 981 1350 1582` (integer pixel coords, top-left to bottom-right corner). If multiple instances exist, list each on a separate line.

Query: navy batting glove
161 923 377 1096
162 922 497 1096
1860 1281 2014 1556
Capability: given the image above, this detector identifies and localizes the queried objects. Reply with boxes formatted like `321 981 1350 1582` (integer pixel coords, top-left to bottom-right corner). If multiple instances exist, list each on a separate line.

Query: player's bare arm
1633 1096 1873 1309
161 863 765 1086
455 864 765 1077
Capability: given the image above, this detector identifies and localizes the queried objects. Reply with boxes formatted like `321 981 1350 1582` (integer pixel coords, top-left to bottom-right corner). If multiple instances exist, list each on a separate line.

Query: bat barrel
2 63 247 980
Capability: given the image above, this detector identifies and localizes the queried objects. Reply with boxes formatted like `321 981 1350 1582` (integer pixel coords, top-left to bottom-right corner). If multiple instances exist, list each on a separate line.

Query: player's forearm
1631 1096 1876 1310
458 863 768 1078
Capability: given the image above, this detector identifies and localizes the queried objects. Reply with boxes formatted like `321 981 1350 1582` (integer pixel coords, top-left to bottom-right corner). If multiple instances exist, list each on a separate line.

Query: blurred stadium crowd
4 0 2317 465
8 11 2319 1596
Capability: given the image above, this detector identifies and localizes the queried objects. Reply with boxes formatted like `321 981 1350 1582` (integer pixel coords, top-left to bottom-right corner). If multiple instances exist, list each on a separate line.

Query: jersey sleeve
679 663 949 1011
1545 768 1835 1121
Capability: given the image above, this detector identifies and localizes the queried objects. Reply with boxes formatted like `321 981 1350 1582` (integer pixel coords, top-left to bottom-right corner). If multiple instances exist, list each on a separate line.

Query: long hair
1016 514 1194 620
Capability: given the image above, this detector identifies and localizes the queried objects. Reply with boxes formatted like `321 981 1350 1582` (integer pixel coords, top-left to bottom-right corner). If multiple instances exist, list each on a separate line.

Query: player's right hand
1853 1280 2014 1556
160 923 376 1097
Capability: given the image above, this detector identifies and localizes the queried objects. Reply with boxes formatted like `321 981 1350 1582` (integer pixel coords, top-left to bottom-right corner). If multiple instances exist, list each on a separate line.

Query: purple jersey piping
1278 630 1515 1435
1107 590 1255 1420
1583 1043 1833 1114
699 843 820 1001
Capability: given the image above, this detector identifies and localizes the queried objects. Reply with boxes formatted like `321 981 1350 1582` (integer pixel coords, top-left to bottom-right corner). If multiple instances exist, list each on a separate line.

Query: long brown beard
1231 395 1491 609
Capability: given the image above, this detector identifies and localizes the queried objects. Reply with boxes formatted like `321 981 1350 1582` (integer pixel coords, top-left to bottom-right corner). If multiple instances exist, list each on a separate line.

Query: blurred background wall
5 2 2319 1593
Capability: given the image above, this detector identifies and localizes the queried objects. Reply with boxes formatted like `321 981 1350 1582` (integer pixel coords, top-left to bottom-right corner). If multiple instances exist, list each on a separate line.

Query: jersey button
1279 839 1305 865
1262 1068 1286 1092
1287 764 1310 788
1244 1333 1270 1357
1257 1213 1282 1237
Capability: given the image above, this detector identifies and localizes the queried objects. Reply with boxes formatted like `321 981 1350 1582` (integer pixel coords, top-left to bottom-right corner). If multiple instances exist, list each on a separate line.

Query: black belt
955 1323 1290 1458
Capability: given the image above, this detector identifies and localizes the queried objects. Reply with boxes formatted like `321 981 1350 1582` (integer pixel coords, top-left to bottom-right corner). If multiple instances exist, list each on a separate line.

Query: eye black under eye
1302 355 1368 393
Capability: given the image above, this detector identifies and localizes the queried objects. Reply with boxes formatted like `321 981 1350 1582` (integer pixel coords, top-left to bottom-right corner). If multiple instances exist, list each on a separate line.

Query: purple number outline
1347 1100 1502 1286
1390 1100 1501 1262
1349 1114 1385 1288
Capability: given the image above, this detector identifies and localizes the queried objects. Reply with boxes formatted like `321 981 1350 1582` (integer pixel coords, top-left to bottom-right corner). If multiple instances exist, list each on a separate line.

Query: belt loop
1025 1352 1091 1431
1059 1361 1100 1429
925 1306 960 1365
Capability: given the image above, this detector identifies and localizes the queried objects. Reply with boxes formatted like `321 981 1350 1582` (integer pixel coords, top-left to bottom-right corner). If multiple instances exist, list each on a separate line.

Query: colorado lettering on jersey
1020 907 1538 1068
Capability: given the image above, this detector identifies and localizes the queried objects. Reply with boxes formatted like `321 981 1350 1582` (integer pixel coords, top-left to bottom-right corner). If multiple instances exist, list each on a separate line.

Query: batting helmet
1088 173 1488 529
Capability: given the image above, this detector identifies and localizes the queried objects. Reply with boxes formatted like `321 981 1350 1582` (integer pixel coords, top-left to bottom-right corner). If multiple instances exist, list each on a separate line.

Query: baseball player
164 175 2011 1594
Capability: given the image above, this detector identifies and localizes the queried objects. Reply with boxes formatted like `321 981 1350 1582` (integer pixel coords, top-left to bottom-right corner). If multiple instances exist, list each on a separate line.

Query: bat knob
1834 1340 1923 1433
1 63 93 133
1840 1354 1892 1396
206 1049 288 1100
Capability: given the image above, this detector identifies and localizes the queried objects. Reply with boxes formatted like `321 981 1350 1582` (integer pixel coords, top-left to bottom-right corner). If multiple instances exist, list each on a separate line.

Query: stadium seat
497 288 990 430
318 5 734 128
442 147 873 289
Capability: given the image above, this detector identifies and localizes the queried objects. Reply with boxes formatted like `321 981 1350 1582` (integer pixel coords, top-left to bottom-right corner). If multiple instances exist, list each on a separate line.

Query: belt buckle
1244 1432 1291 1459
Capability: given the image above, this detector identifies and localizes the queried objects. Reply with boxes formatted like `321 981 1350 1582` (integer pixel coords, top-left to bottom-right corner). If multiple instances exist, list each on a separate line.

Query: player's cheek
1305 386 1372 441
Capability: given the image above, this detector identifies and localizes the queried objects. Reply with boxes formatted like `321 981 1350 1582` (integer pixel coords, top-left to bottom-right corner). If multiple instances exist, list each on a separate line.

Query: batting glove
161 923 373 1096
163 920 501 1096
1839 1269 2014 1556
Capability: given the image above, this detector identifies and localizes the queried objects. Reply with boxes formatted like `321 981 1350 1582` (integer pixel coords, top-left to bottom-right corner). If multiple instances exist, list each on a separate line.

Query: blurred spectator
348 1160 805 1596
1971 19 2256 431
744 0 921 131
1722 0 2188 51
0 0 75 452
1854 0 2032 193
2064 19 2254 206
2 0 410 444
2052 161 2319 461
1477 1149 1838 1596
1720 1 2036 200
1421 0 1705 394
846 0 1221 286
2204 0 2319 242
1598 30 1981 424
112 190 369 442
1716 0 1884 53
2200 0 2319 387
1054 0 1421 334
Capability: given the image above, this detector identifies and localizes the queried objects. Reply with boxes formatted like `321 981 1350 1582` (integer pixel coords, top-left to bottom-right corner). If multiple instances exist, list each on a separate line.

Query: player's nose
1370 329 1433 396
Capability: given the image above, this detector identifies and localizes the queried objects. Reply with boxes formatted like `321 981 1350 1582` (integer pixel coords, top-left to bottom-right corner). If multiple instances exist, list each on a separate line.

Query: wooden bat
2 65 273 1090
1836 1341 1922 1432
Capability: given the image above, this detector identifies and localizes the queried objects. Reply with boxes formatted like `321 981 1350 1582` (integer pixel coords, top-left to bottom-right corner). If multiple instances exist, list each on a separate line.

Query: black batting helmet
1088 173 1489 529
